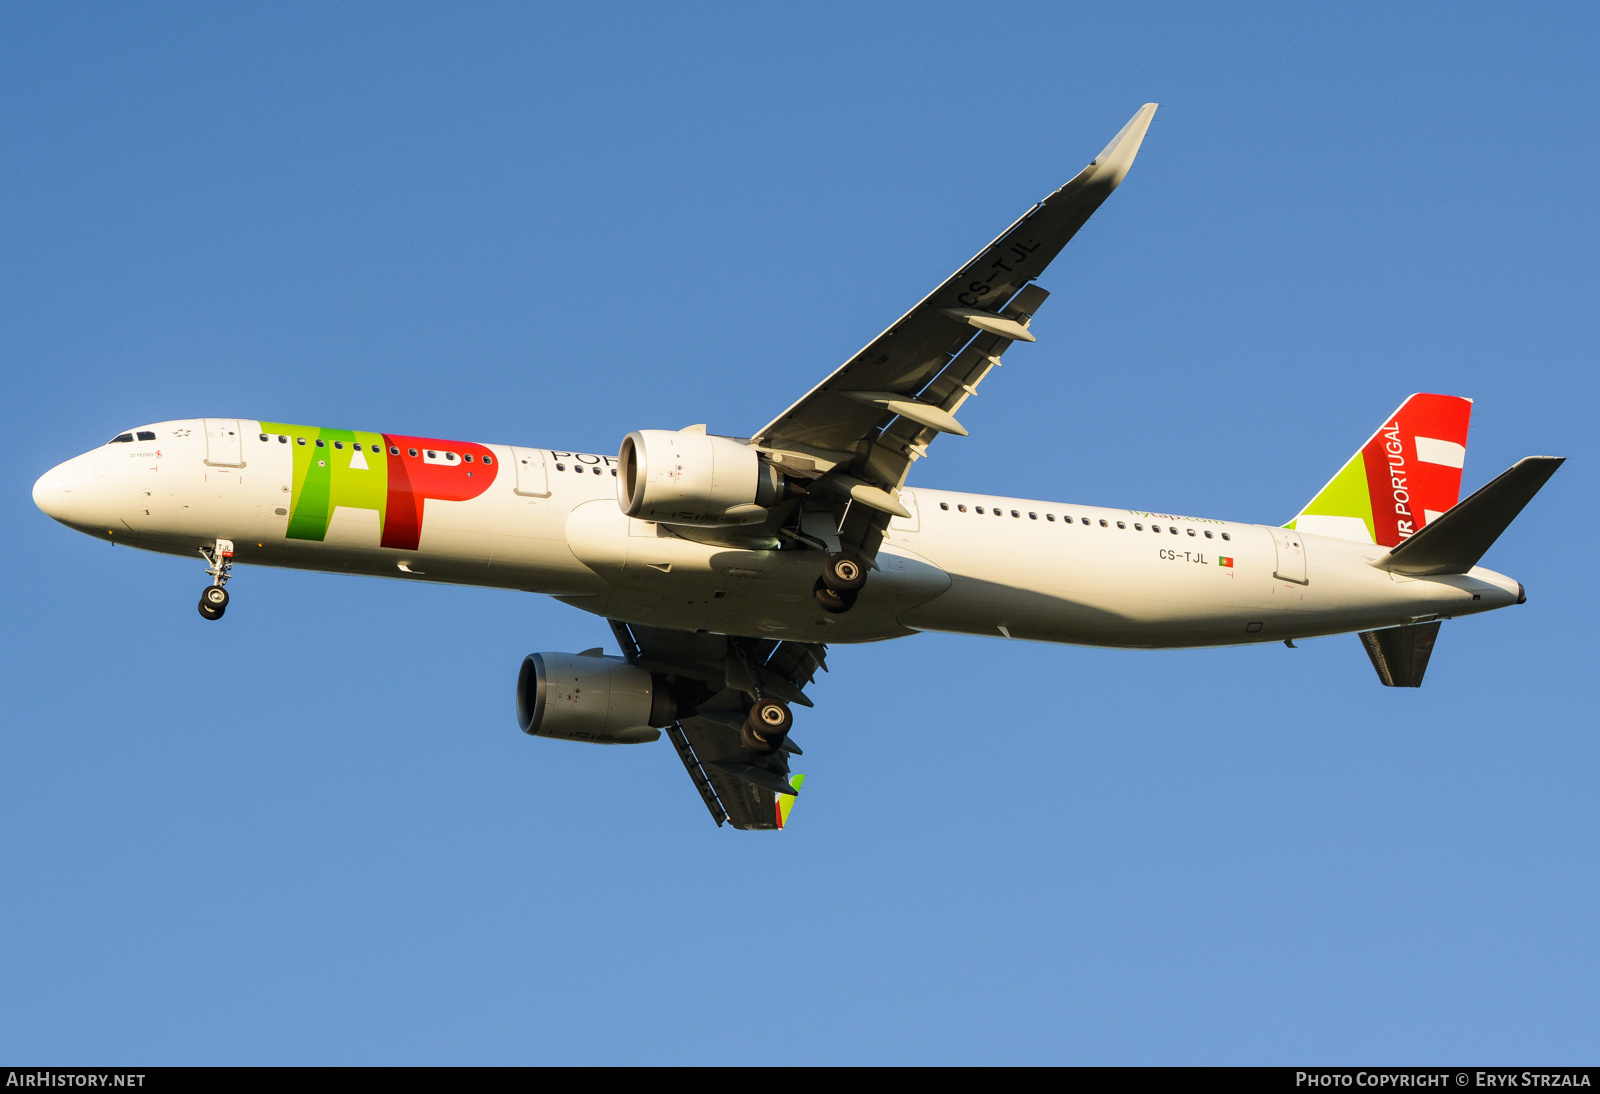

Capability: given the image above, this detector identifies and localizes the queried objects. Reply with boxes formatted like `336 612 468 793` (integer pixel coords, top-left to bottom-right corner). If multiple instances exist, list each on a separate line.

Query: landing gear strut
197 539 234 620
740 697 793 754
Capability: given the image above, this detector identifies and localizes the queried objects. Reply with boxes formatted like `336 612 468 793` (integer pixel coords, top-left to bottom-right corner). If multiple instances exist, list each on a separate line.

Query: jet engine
516 651 677 745
617 429 782 526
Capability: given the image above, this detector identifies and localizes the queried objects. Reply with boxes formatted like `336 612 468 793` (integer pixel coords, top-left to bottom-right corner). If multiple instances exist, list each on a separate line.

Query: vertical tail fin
1288 393 1473 546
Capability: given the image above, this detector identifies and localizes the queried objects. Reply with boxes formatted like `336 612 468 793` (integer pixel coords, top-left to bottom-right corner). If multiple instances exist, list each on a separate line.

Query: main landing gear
740 697 793 755
197 538 234 621
813 552 866 614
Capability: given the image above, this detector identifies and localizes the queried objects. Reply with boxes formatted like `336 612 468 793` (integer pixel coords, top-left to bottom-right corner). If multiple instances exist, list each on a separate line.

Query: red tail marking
1360 394 1472 548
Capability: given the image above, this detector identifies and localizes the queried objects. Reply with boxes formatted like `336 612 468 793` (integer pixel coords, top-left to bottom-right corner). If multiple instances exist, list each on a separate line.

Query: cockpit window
110 433 134 443
136 431 156 441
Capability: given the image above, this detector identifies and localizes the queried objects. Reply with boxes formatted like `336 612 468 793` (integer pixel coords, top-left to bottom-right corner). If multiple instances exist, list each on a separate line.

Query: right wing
610 620 825 830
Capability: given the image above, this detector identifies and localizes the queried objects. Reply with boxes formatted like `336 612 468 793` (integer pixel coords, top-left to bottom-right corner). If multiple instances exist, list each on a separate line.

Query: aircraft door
510 447 550 497
1272 528 1308 584
203 419 245 467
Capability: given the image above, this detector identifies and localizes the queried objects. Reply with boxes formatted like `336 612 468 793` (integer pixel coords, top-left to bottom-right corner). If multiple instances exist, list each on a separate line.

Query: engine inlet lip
516 653 548 734
619 434 644 515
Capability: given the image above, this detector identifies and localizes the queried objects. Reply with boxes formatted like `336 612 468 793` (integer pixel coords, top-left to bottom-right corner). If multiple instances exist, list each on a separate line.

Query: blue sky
3 3 1596 1064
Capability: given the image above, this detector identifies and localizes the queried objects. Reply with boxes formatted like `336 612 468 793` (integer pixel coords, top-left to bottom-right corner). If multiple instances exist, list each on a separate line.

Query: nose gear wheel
197 539 235 621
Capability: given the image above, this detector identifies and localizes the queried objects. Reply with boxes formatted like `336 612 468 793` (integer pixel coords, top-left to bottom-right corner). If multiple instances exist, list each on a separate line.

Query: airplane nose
32 465 74 523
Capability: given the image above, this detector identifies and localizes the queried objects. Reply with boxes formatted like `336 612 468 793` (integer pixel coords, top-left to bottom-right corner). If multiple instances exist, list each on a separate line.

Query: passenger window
259 434 269 442
1187 528 1196 536
464 454 473 463
1028 512 1037 520
389 446 399 455
1204 530 1213 539
296 437 306 446
1170 527 1178 534
408 448 418 457
483 455 493 465
1134 523 1143 531
426 450 437 458
1010 510 1019 518
1221 532 1231 541
1046 514 1055 521
958 505 967 513
1082 518 1091 526
279 435 288 443
1098 519 1108 527
110 433 134 443
334 441 344 450
555 464 565 471
975 506 983 514
316 439 325 448
939 502 949 510
592 467 601 475
1117 521 1126 529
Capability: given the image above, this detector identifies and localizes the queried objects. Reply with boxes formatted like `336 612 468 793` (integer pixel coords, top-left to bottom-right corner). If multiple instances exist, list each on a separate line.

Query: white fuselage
33 418 1524 646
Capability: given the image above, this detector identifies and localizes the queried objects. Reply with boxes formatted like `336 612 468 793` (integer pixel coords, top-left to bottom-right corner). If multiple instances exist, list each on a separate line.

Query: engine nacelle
617 429 781 527
516 652 676 745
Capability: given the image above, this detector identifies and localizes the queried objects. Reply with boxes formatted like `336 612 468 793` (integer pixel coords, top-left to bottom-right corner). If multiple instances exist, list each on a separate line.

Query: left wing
610 620 824 830
751 103 1158 560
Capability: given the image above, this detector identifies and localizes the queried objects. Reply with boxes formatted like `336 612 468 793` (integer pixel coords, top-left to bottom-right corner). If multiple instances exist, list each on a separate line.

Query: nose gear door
203 419 245 468
1272 528 1308 584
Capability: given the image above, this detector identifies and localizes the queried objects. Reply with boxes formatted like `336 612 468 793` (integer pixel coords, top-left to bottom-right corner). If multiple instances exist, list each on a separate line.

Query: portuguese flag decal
1219 556 1234 567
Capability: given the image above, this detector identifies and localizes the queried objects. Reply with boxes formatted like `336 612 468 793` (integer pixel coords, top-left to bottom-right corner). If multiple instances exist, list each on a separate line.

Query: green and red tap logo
260 422 498 550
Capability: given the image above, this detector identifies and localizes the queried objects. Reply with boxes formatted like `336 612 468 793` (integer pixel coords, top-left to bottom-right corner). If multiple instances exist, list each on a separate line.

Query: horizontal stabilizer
1359 622 1441 688
1377 456 1564 576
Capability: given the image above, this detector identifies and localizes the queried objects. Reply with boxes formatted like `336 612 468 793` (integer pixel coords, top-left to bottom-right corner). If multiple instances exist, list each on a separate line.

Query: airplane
31 103 1563 831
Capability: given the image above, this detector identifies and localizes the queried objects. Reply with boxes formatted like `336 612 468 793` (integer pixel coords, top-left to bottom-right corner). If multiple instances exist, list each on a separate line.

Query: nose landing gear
197 539 234 620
